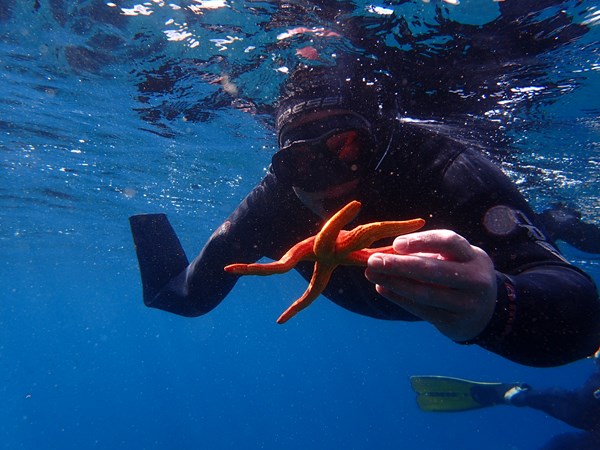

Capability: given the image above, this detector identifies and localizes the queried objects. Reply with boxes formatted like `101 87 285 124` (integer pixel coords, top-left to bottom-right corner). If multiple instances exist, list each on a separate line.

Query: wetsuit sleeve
440 149 600 367
474 267 600 366
129 171 300 317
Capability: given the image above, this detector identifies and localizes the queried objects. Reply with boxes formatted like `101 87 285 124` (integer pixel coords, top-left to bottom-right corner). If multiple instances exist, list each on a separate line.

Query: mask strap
373 113 398 172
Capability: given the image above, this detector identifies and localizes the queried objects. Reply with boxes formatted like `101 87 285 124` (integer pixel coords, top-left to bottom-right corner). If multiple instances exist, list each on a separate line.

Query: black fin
129 214 189 304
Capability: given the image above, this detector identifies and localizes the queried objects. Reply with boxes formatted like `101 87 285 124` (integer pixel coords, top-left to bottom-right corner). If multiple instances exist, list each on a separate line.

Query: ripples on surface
0 0 598 251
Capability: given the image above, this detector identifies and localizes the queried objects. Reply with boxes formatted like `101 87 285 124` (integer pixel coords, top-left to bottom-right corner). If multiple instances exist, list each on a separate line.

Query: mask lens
272 128 373 192
325 130 361 162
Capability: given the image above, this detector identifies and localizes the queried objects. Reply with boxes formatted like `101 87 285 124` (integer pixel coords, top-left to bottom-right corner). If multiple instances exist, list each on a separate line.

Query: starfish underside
224 200 425 323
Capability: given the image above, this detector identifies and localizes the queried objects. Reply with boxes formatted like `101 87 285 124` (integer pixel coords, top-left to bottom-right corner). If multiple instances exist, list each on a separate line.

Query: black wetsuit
130 121 600 367
512 365 600 450
513 369 600 433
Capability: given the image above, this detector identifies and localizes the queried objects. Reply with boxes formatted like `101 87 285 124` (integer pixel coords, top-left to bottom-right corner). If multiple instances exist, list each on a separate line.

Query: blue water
1 1 599 449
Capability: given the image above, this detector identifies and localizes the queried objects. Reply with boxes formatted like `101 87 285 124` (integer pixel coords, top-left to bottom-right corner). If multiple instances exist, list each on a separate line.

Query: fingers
371 272 451 310
374 283 486 341
368 230 493 290
393 229 474 262
365 229 497 341
366 251 490 291
374 284 460 323
370 270 488 314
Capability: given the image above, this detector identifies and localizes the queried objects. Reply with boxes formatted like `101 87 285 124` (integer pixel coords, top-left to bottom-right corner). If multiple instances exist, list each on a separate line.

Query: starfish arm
343 245 400 265
314 200 361 258
337 219 425 254
276 262 336 324
224 236 315 275
223 200 426 323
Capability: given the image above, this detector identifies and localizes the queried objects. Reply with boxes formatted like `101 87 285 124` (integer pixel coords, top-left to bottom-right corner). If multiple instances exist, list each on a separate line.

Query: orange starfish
224 200 425 323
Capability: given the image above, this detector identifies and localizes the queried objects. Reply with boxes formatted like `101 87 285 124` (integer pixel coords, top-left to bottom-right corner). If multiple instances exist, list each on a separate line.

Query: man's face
272 109 375 214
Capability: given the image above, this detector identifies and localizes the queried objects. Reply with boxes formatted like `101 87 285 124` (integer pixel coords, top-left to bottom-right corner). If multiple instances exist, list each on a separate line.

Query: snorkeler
410 349 600 449
129 47 600 368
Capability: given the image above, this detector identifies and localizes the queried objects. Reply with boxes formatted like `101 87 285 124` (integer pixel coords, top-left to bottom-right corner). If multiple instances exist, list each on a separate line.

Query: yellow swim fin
410 375 513 412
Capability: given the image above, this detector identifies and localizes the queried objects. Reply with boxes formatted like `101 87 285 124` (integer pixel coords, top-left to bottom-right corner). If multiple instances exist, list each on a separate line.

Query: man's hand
365 230 497 341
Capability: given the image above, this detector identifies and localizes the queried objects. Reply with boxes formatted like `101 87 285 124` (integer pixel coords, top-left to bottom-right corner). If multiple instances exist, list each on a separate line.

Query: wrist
457 273 517 345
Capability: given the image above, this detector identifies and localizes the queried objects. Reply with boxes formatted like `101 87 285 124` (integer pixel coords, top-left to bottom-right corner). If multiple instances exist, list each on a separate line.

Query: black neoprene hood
275 58 397 143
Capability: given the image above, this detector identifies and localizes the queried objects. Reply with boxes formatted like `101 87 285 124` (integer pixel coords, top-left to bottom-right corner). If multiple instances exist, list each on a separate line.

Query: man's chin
293 179 360 218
